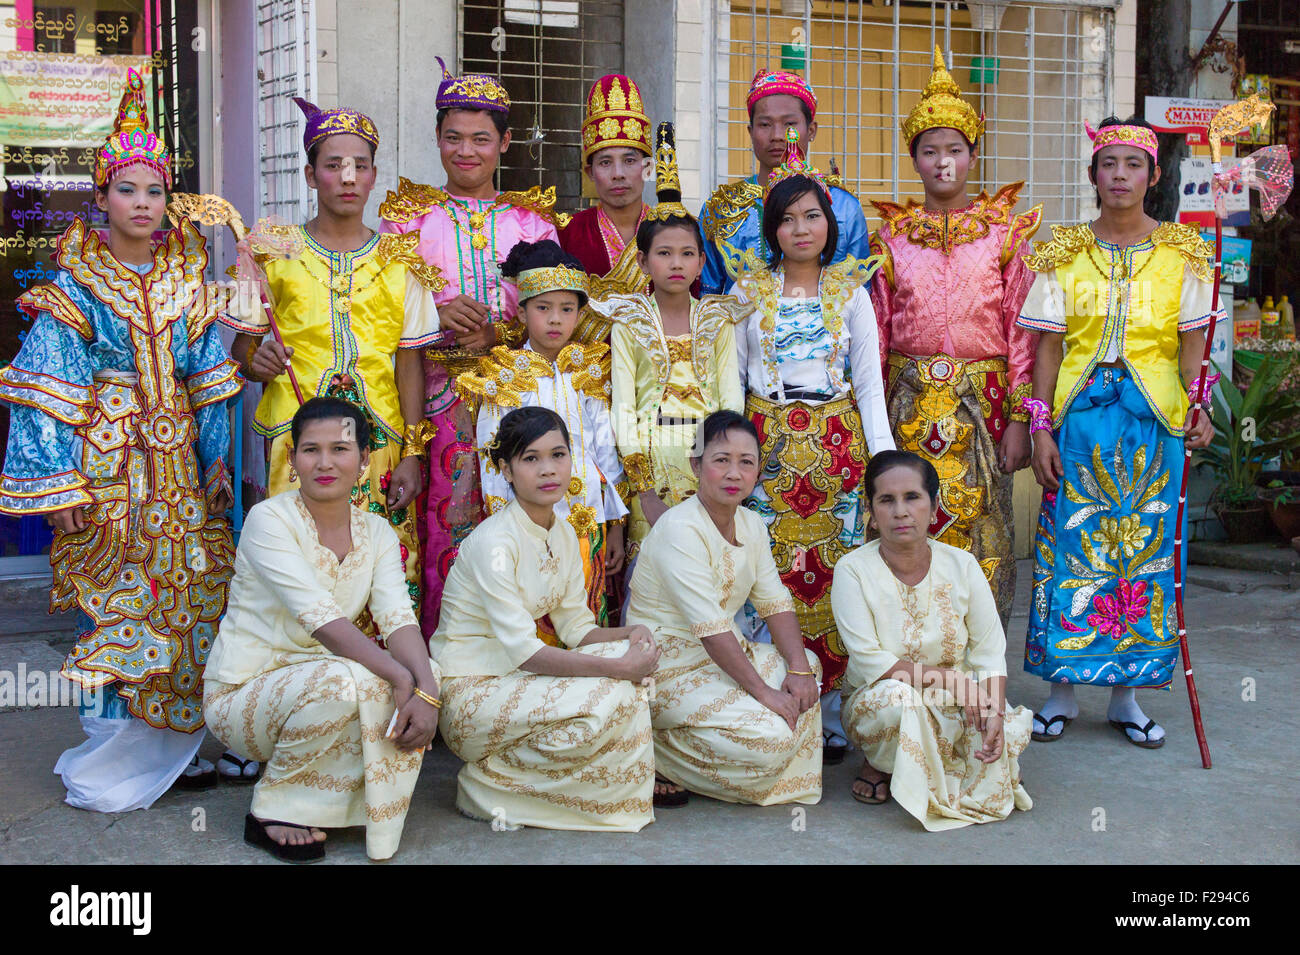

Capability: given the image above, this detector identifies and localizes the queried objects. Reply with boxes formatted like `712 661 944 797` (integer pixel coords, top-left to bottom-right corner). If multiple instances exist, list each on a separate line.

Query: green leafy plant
1197 355 1300 510
1261 480 1299 507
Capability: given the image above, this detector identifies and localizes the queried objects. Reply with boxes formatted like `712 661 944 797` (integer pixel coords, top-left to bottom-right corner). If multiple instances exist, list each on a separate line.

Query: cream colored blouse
206 490 420 686
627 494 794 642
830 539 1007 694
431 499 597 677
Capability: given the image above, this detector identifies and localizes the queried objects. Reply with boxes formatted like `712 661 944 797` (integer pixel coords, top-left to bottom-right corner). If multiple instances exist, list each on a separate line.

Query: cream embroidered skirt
843 678 1033 831
651 636 823 806
439 641 655 832
205 654 433 860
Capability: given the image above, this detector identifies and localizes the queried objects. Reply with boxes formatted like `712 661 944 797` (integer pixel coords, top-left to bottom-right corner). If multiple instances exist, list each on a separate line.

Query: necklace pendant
471 233 488 251
468 212 486 231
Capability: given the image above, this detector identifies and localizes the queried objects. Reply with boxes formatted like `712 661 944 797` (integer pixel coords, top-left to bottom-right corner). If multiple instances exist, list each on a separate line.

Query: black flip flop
1108 718 1166 750
218 752 261 784
823 732 848 765
653 776 690 808
851 774 889 805
1031 712 1072 742
172 758 218 791
243 814 326 863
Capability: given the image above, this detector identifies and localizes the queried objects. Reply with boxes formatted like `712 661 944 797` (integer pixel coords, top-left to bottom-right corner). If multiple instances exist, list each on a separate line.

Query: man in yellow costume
227 97 444 614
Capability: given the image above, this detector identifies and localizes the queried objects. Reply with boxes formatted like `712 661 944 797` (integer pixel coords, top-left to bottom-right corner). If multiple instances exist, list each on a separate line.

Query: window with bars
257 0 314 223
460 0 624 207
714 1 1115 228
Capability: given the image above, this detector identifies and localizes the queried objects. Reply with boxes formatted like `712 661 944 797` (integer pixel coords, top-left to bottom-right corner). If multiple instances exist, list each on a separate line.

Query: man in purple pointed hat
379 57 568 635
224 97 445 621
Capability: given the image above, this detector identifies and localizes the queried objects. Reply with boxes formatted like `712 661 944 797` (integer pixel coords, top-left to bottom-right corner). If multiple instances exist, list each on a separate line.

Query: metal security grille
712 0 1116 227
460 0 624 207
256 0 315 222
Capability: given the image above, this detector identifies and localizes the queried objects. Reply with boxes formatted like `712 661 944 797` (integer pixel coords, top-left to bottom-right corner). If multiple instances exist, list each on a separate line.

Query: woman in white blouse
431 406 659 830
728 147 895 763
626 411 823 807
205 398 441 863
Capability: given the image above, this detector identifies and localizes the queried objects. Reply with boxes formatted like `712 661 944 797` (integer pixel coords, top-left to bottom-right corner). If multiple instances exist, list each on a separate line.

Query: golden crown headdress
764 127 829 199
94 68 172 189
900 46 985 148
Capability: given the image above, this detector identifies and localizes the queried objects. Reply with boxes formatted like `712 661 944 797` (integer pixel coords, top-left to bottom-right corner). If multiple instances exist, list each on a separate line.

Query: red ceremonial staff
1174 95 1293 769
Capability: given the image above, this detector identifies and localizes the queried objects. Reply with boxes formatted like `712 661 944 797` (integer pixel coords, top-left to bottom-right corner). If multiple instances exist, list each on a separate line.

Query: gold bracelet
401 419 438 461
787 668 815 677
412 687 441 708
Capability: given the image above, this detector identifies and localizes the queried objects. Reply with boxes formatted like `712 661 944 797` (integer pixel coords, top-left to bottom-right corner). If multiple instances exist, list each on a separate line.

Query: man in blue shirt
698 68 871 294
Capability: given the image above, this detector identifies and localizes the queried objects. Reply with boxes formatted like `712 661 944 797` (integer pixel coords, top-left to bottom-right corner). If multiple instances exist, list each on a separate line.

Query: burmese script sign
0 52 152 147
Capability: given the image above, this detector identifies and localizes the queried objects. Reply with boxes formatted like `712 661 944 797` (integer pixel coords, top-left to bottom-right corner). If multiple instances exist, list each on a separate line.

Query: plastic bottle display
1261 295 1280 340
1279 294 1296 342
1234 296 1262 344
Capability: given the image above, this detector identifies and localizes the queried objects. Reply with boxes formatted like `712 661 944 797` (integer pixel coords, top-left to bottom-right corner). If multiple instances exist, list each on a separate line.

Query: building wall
330 0 457 221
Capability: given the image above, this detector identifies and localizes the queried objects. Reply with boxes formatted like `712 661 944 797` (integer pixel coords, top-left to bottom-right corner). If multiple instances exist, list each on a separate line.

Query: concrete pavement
1 560 1296 865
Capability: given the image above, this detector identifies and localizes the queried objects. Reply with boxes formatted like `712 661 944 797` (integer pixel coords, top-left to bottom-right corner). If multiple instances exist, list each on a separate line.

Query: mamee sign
1144 96 1235 146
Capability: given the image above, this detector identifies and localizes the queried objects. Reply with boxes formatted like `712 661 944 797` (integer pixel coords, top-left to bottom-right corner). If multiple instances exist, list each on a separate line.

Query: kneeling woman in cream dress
432 406 659 831
832 450 1032 831
626 410 822 806
205 398 441 863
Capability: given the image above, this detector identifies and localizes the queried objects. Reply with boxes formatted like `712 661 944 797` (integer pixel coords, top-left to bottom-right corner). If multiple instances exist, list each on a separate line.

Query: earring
288 465 298 483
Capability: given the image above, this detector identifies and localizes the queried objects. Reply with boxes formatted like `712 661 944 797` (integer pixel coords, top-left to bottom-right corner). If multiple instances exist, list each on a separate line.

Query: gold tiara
514 264 589 301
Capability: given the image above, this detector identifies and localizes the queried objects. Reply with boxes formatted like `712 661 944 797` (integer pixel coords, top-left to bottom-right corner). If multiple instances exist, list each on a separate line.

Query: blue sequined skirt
1024 368 1184 688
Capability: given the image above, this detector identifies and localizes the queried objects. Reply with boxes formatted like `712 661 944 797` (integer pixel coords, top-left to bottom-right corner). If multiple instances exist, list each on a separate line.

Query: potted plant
1260 476 1300 541
1198 355 1300 543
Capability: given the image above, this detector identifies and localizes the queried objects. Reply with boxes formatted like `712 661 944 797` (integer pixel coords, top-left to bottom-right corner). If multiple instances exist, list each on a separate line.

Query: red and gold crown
901 46 985 148
582 74 651 163
94 68 172 189
765 127 829 199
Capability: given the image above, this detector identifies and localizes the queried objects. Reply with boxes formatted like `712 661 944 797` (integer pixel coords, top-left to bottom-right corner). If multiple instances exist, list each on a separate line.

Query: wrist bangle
412 687 441 709
1023 397 1053 435
401 419 437 461
787 668 815 677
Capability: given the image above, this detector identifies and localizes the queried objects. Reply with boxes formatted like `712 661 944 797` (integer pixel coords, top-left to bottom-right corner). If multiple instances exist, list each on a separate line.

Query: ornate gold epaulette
15 282 92 340
1022 223 1096 273
375 232 448 292
378 177 449 223
556 340 612 403
453 346 532 411
454 342 612 412
1002 203 1044 269
1150 221 1216 283
868 232 894 289
702 180 762 242
499 185 572 229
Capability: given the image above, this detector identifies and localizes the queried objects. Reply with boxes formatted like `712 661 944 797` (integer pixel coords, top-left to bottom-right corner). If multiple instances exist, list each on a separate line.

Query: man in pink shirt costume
379 57 568 634
870 47 1042 623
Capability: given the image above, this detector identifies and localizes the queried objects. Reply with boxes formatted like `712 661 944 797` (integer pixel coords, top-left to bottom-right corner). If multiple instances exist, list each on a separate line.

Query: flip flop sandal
823 731 848 766
1108 718 1166 750
1031 712 1072 742
244 814 325 863
851 775 889 805
218 752 261 783
172 757 218 791
653 776 690 808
